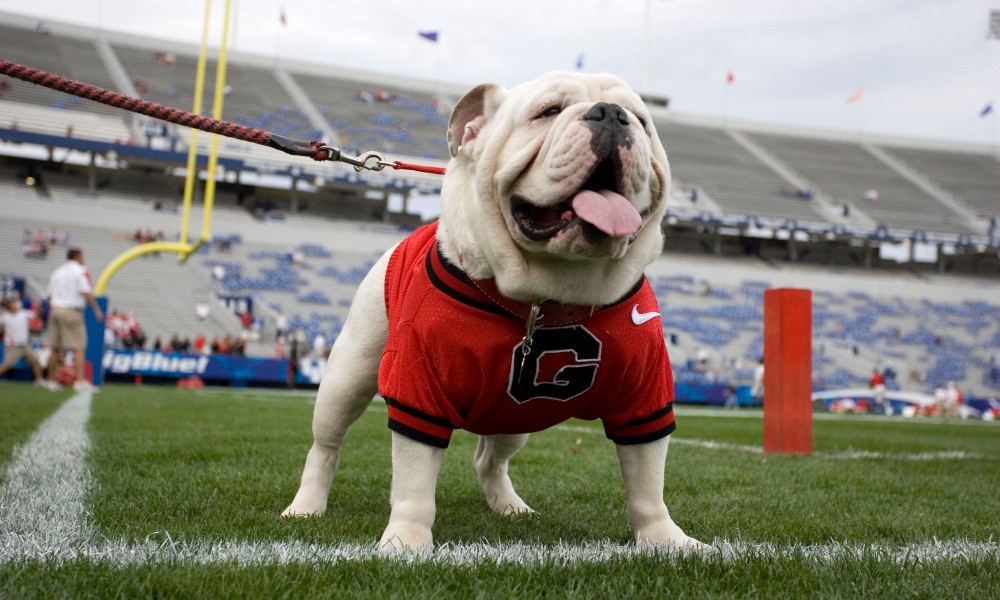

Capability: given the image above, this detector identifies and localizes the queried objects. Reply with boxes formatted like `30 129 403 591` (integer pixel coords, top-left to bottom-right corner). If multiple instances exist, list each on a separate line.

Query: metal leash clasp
319 146 387 172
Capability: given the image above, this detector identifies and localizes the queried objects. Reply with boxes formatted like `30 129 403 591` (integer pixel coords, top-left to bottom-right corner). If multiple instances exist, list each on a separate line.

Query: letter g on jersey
507 325 602 404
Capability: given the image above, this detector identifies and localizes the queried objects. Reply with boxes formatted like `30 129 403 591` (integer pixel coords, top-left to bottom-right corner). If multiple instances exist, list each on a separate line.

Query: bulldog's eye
537 105 563 119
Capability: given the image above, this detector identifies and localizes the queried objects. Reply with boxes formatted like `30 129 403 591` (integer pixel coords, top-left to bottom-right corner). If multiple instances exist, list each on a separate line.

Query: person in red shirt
870 368 887 413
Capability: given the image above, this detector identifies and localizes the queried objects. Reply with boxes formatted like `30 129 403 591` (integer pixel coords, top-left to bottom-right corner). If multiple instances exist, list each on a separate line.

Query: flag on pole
279 6 287 27
418 31 439 43
981 103 994 117
726 71 735 84
846 88 863 104
575 54 585 71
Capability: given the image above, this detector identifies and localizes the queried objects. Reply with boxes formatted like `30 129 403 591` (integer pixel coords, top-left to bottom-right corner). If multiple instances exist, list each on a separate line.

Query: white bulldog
283 71 706 552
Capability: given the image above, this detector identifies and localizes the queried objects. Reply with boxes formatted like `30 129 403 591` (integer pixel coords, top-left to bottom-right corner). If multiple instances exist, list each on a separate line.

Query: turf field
1 383 998 598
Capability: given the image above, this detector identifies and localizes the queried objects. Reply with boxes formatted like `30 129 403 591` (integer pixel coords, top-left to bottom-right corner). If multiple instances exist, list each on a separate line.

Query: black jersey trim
606 421 676 446
426 238 644 317
388 418 451 449
435 242 474 283
383 396 455 429
625 403 674 427
608 276 646 309
425 247 509 316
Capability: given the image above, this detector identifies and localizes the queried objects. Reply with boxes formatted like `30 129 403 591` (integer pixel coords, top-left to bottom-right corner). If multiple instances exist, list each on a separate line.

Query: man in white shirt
751 358 765 404
0 296 55 388
46 248 104 391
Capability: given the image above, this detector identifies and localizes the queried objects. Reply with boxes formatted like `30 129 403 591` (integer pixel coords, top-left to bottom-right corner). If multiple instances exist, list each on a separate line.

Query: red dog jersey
378 222 675 448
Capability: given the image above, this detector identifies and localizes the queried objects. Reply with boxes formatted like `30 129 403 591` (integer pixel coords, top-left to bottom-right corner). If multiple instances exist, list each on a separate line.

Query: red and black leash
0 59 446 175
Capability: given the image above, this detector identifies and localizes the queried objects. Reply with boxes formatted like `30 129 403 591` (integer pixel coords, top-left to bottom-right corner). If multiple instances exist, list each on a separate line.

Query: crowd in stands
133 228 165 246
149 332 247 356
21 228 72 259
250 198 285 221
152 200 179 213
104 309 146 350
103 305 251 357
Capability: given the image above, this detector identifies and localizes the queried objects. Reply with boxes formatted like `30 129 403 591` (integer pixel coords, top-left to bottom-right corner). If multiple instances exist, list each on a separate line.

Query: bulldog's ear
447 83 501 157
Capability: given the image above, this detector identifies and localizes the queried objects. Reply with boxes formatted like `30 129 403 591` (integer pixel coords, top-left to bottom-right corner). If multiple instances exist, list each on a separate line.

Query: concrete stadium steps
877 144 1000 220
745 132 977 234
0 101 132 143
656 120 830 223
109 41 315 141
2 12 992 244
0 23 123 120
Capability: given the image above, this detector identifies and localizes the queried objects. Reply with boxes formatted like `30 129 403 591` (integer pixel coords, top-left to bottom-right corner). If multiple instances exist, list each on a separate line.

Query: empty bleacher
110 41 319 144
656 120 829 223
746 132 979 234
878 144 1000 221
3 13 993 241
292 71 451 161
0 23 122 120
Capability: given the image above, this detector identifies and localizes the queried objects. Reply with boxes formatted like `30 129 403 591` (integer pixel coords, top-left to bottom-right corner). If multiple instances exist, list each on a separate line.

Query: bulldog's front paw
479 468 535 515
281 483 331 517
280 504 323 517
378 522 433 553
483 491 535 516
635 522 713 553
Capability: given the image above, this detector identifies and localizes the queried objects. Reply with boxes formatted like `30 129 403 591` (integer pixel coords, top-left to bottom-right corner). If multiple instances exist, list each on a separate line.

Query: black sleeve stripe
625 403 674 426
383 396 455 429
388 418 451 449
606 422 676 446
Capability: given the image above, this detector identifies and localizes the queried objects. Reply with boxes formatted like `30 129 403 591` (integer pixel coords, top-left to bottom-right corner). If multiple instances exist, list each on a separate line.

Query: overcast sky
2 0 999 146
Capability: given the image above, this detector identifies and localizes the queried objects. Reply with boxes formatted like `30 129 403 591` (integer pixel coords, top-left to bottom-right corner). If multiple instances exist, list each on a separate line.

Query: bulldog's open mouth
511 159 643 242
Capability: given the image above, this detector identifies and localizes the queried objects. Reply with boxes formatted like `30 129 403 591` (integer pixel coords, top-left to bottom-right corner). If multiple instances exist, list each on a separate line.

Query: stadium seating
0 23 122 119
744 132 977 234
1 13 998 397
877 144 1000 220
656 120 830 223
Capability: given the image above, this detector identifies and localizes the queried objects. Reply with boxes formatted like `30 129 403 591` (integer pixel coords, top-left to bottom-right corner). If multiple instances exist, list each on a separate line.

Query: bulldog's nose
583 102 630 127
583 102 633 153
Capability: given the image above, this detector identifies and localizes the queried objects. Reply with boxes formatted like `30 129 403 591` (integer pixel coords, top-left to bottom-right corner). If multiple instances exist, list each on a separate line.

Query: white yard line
553 423 979 460
9 535 1000 567
1 392 995 567
0 391 93 560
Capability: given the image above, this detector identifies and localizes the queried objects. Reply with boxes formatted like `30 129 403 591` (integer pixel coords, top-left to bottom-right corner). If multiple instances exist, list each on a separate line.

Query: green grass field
2 383 998 598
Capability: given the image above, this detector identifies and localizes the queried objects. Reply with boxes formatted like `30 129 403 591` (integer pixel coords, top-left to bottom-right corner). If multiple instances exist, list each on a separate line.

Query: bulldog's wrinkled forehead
504 71 649 122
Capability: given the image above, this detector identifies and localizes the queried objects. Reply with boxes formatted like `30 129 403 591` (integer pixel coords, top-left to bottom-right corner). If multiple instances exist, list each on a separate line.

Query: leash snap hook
318 146 386 172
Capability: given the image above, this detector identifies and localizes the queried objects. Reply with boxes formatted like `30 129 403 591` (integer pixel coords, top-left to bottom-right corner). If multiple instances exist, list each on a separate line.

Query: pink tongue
571 189 641 237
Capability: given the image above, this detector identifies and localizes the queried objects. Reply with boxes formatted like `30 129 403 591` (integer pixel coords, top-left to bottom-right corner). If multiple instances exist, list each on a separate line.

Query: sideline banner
102 349 291 383
100 349 331 386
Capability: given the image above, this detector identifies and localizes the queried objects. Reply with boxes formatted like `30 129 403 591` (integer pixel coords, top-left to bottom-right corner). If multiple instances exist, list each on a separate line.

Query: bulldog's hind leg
282 250 392 517
475 434 534 515
616 436 710 551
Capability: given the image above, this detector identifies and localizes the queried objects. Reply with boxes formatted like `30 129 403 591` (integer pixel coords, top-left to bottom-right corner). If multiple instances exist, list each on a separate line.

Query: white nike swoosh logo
631 304 660 325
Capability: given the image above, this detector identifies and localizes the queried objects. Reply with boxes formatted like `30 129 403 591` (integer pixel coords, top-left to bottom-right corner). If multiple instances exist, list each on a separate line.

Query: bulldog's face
439 71 670 306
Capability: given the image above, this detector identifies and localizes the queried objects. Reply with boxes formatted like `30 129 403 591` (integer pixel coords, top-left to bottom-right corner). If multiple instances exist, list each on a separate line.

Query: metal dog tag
519 302 543 373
